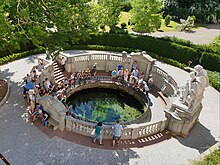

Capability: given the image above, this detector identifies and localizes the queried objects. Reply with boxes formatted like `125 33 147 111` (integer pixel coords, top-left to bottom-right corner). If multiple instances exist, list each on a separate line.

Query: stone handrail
150 65 178 96
66 76 149 125
56 51 177 97
65 115 167 140
37 57 55 83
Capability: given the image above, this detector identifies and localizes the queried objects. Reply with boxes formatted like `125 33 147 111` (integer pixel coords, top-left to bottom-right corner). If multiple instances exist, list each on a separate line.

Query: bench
48 118 59 130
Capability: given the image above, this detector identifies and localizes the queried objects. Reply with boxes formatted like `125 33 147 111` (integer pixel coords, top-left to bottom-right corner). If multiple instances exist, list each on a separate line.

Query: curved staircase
53 62 65 84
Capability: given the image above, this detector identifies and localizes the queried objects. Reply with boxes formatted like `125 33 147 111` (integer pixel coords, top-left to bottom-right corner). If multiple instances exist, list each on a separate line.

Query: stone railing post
105 55 110 72
59 112 66 131
131 124 139 139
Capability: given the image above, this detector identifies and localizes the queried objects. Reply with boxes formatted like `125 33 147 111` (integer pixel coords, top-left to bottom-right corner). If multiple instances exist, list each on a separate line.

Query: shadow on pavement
35 120 171 151
176 122 218 153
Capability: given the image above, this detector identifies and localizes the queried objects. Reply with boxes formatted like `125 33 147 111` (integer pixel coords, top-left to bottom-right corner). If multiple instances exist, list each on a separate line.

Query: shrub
178 16 196 31
86 33 201 65
109 26 128 34
207 71 220 92
165 14 171 26
200 52 220 72
0 48 44 65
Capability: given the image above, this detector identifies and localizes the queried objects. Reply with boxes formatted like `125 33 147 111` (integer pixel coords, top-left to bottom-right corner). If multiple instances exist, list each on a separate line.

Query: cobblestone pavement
0 51 219 165
131 24 220 45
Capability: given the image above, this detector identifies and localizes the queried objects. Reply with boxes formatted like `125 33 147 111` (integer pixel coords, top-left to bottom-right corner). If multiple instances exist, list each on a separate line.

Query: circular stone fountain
66 82 149 125
67 87 145 124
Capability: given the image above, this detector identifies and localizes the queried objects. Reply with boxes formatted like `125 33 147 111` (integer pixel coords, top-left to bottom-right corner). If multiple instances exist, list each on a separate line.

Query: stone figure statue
179 65 209 108
179 72 196 103
122 51 127 62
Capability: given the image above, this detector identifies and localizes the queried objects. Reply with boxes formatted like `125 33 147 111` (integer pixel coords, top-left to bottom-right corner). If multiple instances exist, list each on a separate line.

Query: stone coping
66 80 149 125
0 79 10 108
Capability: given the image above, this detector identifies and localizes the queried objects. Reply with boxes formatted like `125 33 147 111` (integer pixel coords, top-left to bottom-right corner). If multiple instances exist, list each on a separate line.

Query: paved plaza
0 51 219 165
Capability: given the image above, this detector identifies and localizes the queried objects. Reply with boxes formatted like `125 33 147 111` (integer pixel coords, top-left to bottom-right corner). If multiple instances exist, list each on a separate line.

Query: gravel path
132 24 220 45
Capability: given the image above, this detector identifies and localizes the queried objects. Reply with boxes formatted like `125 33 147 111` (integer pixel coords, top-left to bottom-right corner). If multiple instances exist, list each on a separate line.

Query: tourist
117 62 123 72
93 122 103 145
124 69 129 82
117 68 123 80
139 71 145 80
41 110 50 127
29 89 36 113
37 60 44 72
131 61 138 73
31 103 43 125
111 70 117 80
91 63 97 76
112 120 123 146
132 68 139 78
61 57 66 72
143 81 150 99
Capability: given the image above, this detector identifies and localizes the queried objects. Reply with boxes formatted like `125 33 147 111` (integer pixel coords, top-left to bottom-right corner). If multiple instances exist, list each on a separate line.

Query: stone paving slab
0 52 219 165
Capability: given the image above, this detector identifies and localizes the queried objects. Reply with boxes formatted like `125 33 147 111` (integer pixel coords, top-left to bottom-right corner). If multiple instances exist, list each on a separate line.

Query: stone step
54 74 64 81
54 70 62 75
55 77 65 84
53 67 61 72
54 74 64 80
53 63 59 67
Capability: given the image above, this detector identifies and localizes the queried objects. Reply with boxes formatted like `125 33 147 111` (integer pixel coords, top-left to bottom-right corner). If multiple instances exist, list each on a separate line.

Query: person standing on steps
93 122 103 145
61 57 66 72
112 120 123 146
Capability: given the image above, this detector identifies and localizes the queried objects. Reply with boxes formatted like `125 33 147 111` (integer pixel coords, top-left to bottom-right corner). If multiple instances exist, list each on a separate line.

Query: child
93 122 103 145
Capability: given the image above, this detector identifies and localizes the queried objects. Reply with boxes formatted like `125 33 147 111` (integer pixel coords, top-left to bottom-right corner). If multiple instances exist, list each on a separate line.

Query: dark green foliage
200 52 220 72
121 1 132 12
207 71 220 93
86 33 201 65
0 48 44 65
193 145 220 165
163 0 220 23
165 14 171 26
109 26 128 34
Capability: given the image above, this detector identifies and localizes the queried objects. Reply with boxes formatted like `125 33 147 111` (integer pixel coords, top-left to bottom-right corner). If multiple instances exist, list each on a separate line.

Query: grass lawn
118 11 204 33
192 145 220 165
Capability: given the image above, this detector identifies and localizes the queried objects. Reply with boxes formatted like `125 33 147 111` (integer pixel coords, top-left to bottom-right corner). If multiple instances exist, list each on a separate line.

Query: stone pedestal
165 99 202 137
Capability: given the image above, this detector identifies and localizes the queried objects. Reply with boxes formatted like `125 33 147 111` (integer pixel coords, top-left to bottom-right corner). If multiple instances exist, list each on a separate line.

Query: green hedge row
85 33 220 72
0 48 44 65
0 44 219 92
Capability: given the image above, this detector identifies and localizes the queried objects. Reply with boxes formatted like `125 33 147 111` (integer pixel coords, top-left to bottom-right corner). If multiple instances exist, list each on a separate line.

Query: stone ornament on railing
179 65 209 109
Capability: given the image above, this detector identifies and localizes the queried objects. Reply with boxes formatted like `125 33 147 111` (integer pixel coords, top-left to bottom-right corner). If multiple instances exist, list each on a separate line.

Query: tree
96 0 122 28
163 0 220 23
130 0 163 33
165 14 171 26
1 0 98 54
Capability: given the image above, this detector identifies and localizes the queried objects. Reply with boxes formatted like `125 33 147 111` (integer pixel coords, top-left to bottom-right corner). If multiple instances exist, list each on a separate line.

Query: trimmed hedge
201 52 220 72
84 33 220 72
0 44 219 92
0 48 44 65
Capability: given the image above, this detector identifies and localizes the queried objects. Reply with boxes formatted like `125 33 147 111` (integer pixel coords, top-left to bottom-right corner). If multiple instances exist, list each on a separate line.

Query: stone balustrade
65 114 167 140
150 65 178 97
56 51 177 97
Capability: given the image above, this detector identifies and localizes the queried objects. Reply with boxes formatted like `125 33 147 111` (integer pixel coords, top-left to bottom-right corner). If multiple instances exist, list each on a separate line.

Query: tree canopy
130 0 163 33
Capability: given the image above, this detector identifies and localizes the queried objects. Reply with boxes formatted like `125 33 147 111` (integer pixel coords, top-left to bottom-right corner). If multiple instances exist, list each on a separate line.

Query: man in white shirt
112 120 123 146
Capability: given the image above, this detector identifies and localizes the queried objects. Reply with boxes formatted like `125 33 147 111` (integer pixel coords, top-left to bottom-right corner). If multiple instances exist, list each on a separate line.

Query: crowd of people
22 58 153 146
111 61 154 99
